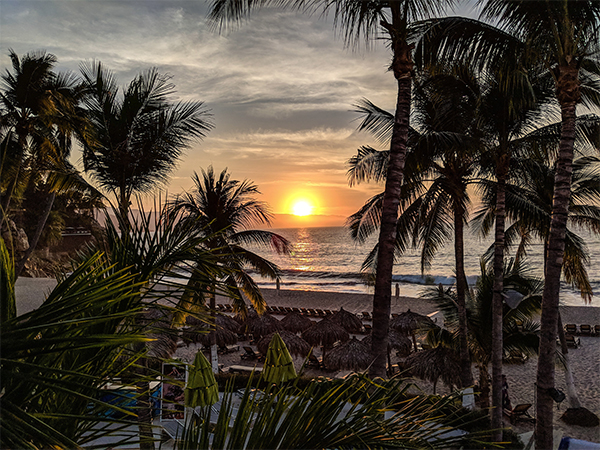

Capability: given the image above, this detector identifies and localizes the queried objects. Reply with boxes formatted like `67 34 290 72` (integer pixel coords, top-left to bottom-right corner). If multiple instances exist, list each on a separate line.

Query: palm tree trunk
454 204 472 388
557 313 581 409
478 363 491 409
491 166 508 440
369 21 412 378
135 353 155 450
535 63 579 450
209 290 218 374
15 191 56 278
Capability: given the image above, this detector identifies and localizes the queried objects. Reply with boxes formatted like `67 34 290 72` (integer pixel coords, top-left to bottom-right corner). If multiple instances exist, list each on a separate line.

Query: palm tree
421 258 543 409
348 71 482 387
475 3 600 446
208 0 457 379
168 167 290 371
175 373 489 449
79 62 213 230
0 50 90 277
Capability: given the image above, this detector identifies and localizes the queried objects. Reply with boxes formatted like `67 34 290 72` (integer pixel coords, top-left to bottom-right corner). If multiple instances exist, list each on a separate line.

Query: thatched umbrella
323 337 373 372
302 318 349 350
362 330 412 357
247 313 283 339
257 330 311 357
182 315 238 347
280 312 314 334
390 309 435 352
142 308 178 359
216 314 240 334
404 346 461 394
329 307 363 333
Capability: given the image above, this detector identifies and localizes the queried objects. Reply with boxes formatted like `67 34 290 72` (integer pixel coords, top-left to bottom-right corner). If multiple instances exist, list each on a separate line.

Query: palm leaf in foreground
176 374 490 449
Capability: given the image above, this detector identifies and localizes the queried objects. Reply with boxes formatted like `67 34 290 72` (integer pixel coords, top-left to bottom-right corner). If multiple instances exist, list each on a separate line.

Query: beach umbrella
302 318 349 349
257 330 311 357
329 307 363 333
247 313 283 339
262 332 297 384
216 313 241 333
323 337 373 372
280 312 314 334
142 308 178 359
404 346 461 394
185 350 219 407
390 309 435 352
362 330 412 357
182 316 238 347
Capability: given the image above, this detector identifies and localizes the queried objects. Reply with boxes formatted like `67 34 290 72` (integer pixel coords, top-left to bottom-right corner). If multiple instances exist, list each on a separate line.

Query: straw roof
247 313 283 338
329 307 363 333
404 346 461 393
323 337 373 372
141 308 178 359
362 330 412 356
182 314 239 347
257 330 311 357
216 314 241 333
390 309 435 334
301 318 349 348
280 312 314 334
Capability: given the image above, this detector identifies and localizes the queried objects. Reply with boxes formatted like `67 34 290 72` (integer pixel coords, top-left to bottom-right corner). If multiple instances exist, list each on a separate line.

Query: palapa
390 309 435 352
247 313 283 338
323 337 373 372
329 307 363 333
280 311 314 334
182 315 238 347
301 318 349 348
216 314 240 333
142 308 178 359
404 346 461 394
362 329 412 356
257 330 311 357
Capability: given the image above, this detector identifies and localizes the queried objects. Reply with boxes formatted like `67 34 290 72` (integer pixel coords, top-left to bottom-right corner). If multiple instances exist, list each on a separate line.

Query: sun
292 200 314 216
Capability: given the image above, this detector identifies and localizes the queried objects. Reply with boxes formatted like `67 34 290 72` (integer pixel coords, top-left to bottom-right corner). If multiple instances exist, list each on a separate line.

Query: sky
0 0 479 228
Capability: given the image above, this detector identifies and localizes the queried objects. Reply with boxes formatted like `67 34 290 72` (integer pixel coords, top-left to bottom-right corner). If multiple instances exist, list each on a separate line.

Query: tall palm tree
421 258 543 409
0 50 90 277
348 71 482 387
208 0 457 379
477 3 600 446
79 62 213 230
168 166 290 371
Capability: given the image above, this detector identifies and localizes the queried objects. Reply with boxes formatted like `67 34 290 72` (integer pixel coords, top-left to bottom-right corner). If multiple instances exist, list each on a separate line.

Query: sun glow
291 200 314 216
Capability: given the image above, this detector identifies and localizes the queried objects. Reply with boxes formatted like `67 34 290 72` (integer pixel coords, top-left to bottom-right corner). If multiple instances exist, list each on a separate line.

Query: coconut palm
168 167 290 372
421 258 543 407
208 0 458 380
0 50 92 277
79 62 213 229
175 373 489 449
348 70 483 387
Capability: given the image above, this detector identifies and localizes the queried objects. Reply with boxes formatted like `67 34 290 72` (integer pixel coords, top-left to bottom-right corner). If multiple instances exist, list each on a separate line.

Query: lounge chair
579 324 592 336
315 309 326 317
241 346 261 360
363 324 372 333
503 403 534 424
594 325 600 336
564 323 577 334
218 344 239 354
565 334 580 348
362 311 371 320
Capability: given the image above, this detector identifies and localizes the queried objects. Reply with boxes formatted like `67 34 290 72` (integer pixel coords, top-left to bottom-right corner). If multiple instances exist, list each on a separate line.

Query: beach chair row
266 306 336 318
563 323 600 336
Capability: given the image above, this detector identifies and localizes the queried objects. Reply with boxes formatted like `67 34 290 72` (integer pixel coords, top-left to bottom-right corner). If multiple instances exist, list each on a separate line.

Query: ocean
251 226 600 308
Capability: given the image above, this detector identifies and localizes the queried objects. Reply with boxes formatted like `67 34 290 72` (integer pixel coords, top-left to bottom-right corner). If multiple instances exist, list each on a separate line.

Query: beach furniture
504 350 528 364
503 403 534 424
307 353 323 369
363 324 372 333
565 334 580 348
579 324 592 336
241 346 261 360
218 344 239 354
228 365 263 374
594 325 600 336
564 324 577 334
361 311 371 320
315 309 326 317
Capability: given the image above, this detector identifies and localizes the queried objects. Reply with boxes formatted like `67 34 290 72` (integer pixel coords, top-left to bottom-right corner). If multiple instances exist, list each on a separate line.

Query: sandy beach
16 280 600 444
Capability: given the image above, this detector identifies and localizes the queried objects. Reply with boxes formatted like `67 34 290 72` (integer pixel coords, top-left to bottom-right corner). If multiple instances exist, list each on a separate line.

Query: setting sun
292 200 314 216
